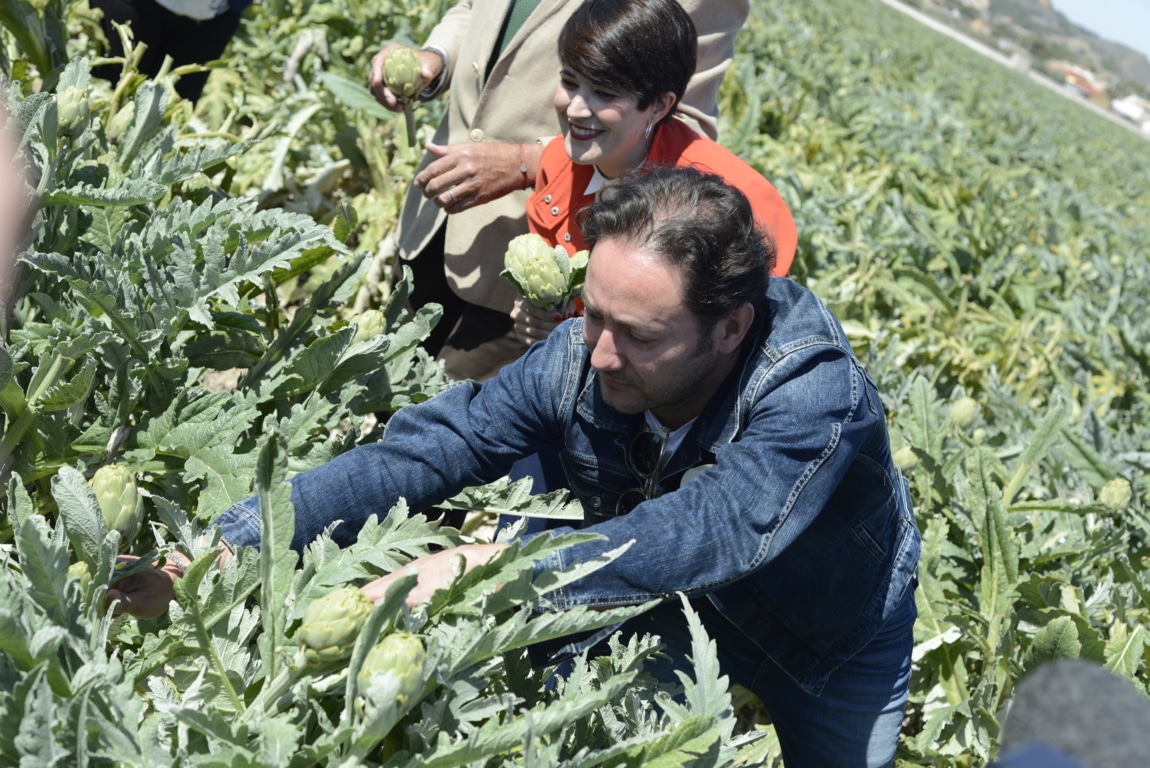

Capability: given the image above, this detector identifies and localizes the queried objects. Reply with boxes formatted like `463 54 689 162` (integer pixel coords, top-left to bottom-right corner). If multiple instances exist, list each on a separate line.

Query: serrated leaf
15 516 70 628
51 466 106 565
626 714 721 767
672 595 731 721
256 431 295 679
39 179 167 206
1105 624 1144 679
1022 615 1081 674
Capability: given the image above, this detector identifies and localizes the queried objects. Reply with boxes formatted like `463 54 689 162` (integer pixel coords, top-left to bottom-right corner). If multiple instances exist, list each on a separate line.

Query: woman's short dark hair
558 0 696 122
580 166 775 334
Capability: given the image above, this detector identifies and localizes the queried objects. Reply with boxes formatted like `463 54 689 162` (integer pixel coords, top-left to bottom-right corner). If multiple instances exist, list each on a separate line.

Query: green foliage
2 0 1149 764
720 1 1150 762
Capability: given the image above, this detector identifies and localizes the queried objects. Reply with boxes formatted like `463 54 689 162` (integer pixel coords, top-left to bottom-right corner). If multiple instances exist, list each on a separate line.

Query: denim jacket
215 277 920 695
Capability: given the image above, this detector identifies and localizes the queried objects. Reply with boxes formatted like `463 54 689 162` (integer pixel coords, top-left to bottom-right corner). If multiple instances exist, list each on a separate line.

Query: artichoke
1099 477 1132 510
357 632 425 704
56 85 90 137
106 103 134 143
383 46 422 147
297 586 374 663
91 464 145 546
948 396 978 428
68 560 92 591
501 233 589 312
350 309 387 344
892 444 918 470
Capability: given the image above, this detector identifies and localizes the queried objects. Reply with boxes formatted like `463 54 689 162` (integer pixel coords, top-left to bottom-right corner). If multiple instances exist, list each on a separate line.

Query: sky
1051 0 1150 60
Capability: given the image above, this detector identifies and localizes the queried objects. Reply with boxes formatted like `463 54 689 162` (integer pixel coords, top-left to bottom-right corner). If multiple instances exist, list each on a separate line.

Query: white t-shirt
154 0 229 21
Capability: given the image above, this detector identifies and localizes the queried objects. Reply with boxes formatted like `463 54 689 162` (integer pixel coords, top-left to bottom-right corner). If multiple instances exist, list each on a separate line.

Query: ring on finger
447 186 457 204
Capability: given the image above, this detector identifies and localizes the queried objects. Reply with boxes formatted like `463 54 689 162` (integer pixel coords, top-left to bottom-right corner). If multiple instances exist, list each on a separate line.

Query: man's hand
415 141 541 213
511 296 569 346
362 542 508 608
368 44 444 112
106 554 186 619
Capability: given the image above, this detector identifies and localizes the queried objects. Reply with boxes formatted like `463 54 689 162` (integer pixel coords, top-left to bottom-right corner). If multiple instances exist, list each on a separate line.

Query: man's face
580 236 733 429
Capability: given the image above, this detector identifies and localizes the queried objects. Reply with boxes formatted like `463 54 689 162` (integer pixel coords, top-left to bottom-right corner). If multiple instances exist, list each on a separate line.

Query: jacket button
551 206 560 216
589 496 601 508
563 233 571 242
469 128 484 142
544 194 552 203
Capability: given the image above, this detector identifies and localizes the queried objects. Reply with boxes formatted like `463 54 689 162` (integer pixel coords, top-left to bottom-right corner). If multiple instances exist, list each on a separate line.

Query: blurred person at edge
0 102 29 300
367 0 750 382
111 168 920 768
510 0 797 349
90 0 252 103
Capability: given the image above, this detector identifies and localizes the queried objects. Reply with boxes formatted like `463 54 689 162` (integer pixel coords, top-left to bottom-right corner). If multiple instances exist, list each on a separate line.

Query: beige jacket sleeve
679 0 751 140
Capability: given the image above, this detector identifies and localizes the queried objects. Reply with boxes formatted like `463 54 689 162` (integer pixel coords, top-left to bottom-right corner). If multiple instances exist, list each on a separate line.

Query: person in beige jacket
368 0 749 381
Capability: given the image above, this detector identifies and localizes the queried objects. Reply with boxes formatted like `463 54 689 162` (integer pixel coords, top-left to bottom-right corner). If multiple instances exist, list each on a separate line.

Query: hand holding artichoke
501 233 589 314
91 464 145 548
383 47 422 147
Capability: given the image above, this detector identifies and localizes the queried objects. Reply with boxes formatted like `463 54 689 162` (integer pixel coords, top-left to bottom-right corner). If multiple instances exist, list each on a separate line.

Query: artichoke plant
297 586 375 663
90 464 145 547
383 46 422 147
501 233 589 313
357 632 426 704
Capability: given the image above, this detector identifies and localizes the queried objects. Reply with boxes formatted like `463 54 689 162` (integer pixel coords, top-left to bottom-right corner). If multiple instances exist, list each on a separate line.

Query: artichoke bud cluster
501 233 589 312
297 587 374 663
358 632 425 704
383 47 422 103
350 309 387 344
91 464 145 547
56 85 91 137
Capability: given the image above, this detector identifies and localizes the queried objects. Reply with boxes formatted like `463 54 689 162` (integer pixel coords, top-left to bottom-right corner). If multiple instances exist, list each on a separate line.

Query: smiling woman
513 0 798 349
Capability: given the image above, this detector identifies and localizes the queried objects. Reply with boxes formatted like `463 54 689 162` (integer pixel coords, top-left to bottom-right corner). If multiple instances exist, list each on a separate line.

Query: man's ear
717 303 756 355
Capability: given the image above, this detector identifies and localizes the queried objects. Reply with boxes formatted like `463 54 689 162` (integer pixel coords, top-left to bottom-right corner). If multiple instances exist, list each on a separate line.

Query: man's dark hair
580 166 775 333
558 0 695 123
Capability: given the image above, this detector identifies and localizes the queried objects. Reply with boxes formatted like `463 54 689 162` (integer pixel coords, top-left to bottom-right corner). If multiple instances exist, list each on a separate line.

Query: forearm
213 333 574 553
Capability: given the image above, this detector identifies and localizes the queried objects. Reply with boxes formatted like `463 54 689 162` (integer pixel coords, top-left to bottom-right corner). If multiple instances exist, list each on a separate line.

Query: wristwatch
419 45 450 101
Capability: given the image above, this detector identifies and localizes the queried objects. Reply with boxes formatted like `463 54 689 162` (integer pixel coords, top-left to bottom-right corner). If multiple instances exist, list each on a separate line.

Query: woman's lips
569 123 604 141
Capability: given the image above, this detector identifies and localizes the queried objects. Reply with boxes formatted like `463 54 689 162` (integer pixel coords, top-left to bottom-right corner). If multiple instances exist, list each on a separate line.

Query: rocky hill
915 0 1150 98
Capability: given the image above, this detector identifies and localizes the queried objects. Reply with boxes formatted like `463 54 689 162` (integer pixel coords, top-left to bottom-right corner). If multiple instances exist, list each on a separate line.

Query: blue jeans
613 589 916 768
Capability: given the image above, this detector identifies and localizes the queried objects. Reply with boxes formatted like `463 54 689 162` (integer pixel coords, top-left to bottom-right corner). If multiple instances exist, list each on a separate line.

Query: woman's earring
644 121 654 139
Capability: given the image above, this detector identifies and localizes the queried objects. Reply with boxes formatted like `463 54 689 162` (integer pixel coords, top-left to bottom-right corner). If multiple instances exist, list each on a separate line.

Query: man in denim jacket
160 167 919 767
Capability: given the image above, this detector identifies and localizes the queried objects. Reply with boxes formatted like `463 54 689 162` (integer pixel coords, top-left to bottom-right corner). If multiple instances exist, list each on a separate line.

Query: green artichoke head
297 586 374 663
1099 477 1132 510
948 396 978 428
357 632 426 704
68 560 92 590
501 233 586 311
384 47 423 102
350 309 387 344
91 464 144 546
57 85 90 136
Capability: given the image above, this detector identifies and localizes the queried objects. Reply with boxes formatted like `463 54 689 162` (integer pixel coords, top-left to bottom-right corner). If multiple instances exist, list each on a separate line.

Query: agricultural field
1 0 1148 765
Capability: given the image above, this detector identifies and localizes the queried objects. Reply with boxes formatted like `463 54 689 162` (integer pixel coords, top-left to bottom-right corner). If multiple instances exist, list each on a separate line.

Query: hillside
912 0 1150 97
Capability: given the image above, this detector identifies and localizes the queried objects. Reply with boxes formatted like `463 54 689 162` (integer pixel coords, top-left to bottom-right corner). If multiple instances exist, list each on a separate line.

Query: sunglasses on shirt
615 424 671 515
